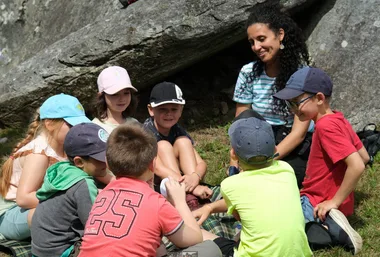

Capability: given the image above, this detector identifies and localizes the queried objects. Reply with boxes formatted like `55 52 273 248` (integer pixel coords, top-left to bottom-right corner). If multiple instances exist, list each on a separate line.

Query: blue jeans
0 205 30 240
300 195 319 223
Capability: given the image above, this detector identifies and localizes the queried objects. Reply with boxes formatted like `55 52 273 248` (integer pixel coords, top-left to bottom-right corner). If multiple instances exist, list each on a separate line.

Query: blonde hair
0 110 64 197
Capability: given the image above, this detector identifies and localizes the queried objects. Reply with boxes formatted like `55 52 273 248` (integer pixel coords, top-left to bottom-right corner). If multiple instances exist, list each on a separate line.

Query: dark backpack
357 123 380 166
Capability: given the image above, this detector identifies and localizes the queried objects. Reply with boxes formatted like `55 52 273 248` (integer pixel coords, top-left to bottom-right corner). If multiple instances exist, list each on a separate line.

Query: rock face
0 0 121 73
306 0 380 130
0 0 313 128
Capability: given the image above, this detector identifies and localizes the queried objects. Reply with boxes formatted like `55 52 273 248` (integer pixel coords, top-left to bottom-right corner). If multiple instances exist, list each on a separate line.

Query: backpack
356 123 380 166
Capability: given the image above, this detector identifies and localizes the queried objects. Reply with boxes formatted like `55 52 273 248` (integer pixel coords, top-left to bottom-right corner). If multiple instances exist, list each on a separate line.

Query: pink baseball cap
97 66 137 94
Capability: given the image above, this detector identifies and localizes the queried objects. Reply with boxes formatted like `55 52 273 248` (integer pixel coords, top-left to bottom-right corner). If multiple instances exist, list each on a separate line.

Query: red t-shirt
300 112 363 216
78 177 183 257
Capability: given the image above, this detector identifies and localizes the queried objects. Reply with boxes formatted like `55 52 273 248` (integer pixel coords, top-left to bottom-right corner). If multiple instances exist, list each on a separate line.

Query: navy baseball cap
149 82 185 107
273 67 333 100
228 117 277 165
64 123 109 162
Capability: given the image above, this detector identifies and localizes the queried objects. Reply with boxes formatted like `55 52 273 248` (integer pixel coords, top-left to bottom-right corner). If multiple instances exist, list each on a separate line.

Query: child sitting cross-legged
78 123 221 257
143 82 212 206
31 122 109 257
198 111 312 257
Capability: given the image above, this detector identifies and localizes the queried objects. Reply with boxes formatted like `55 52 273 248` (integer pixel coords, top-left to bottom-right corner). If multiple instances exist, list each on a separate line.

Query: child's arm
357 146 370 165
16 154 49 209
275 116 310 159
76 179 98 226
192 199 228 225
314 151 365 221
165 177 202 248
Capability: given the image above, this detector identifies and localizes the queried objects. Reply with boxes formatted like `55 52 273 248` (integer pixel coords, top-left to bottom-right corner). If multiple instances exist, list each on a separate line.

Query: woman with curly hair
230 4 312 188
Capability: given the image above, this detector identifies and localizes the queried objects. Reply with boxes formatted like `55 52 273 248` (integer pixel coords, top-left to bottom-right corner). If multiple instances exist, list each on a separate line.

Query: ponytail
0 111 42 197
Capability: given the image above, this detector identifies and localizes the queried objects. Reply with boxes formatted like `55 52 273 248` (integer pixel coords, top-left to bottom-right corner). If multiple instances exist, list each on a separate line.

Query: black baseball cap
149 82 186 107
64 123 109 162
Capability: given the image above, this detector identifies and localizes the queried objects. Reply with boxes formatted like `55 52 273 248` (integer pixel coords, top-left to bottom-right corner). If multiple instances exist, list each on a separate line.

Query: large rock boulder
0 0 120 73
0 0 313 128
306 0 380 130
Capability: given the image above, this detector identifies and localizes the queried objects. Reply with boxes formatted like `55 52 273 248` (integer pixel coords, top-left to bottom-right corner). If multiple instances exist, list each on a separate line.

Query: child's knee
174 136 192 147
158 140 175 151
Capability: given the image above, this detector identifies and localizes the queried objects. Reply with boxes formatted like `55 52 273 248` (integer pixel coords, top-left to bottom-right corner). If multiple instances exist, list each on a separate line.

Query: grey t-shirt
31 179 97 257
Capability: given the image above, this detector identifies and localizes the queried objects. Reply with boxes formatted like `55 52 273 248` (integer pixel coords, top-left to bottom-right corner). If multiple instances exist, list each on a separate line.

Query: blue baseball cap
64 123 109 162
40 94 91 126
228 117 277 165
273 67 333 100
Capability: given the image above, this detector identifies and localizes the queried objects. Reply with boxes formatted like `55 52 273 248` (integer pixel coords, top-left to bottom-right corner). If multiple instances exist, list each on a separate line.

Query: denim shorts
300 195 318 223
0 205 30 240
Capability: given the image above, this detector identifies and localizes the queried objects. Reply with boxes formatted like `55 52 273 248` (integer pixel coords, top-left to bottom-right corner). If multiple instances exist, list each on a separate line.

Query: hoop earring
280 42 285 50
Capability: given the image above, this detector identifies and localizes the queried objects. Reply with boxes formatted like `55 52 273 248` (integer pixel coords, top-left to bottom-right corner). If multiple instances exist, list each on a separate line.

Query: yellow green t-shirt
221 160 312 257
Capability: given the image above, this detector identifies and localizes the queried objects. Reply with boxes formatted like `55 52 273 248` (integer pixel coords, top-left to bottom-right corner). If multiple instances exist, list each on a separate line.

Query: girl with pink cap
93 66 139 133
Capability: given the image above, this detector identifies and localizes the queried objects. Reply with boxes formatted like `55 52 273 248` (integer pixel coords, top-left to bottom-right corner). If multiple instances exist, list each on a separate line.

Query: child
198 112 312 257
274 67 369 254
92 66 138 134
0 93 91 240
78 123 221 257
143 82 212 201
31 123 108 257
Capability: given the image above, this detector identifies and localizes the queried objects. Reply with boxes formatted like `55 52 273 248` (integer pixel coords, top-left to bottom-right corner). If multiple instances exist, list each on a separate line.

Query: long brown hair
93 91 138 121
0 111 64 197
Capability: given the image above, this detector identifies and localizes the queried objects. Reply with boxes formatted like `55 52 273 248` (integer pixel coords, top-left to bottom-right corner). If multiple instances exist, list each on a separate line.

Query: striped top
233 62 294 126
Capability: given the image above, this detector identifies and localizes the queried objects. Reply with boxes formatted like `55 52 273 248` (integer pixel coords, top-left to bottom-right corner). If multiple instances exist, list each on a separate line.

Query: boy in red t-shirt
274 67 369 255
78 123 221 257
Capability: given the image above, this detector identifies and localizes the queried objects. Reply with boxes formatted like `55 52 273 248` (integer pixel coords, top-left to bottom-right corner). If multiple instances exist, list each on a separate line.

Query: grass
1 123 380 256
190 122 380 257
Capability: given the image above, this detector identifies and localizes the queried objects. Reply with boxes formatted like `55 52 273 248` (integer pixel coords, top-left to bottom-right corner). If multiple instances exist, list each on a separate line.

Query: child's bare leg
173 137 203 192
173 137 198 175
157 141 182 176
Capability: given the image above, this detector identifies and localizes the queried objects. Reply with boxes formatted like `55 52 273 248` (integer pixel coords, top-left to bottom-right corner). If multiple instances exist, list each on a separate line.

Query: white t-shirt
92 117 138 134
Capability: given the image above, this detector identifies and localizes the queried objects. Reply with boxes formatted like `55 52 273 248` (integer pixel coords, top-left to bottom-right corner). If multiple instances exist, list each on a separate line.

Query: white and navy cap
149 82 185 107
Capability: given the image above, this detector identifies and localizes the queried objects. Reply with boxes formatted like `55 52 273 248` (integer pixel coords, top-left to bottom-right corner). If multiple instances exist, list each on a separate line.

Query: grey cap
228 117 276 165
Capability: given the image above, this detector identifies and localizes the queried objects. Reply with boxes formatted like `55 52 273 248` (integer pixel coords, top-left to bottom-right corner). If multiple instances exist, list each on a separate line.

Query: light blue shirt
233 62 294 126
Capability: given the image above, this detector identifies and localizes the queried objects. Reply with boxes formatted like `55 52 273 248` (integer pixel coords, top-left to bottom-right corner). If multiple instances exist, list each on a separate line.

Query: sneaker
324 209 362 255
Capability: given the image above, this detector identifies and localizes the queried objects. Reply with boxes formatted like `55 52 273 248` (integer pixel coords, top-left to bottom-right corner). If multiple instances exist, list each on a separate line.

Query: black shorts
213 237 238 257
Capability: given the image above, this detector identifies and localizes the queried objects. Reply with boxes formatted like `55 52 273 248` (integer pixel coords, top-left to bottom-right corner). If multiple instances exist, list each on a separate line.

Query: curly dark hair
93 91 138 121
246 3 310 121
